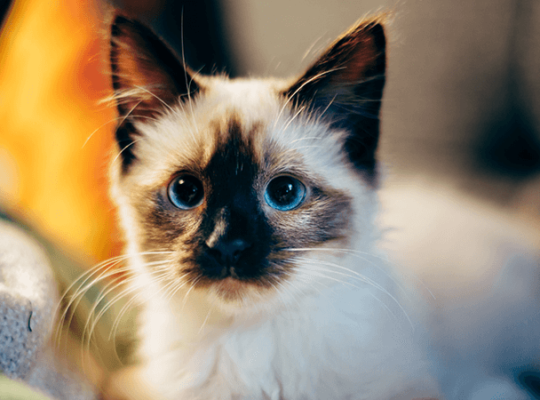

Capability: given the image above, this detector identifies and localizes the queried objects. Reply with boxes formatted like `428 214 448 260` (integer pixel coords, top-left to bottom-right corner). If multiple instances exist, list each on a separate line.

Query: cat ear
110 14 199 171
283 17 386 179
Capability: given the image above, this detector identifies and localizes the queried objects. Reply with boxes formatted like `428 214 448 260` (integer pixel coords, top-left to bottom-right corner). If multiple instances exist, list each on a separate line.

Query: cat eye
168 174 205 210
264 176 306 211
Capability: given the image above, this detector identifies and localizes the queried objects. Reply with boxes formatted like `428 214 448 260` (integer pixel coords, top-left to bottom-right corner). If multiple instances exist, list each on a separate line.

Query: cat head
108 14 386 311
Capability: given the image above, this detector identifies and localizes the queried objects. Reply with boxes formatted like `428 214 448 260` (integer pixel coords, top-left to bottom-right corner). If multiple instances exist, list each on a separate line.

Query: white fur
111 78 440 400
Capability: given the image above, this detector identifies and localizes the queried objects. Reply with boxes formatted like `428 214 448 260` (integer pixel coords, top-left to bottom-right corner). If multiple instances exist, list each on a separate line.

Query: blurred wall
0 0 538 266
220 0 540 229
0 0 120 263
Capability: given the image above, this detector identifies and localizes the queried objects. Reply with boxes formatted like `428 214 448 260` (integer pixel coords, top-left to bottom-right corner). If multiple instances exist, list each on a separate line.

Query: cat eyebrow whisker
82 116 127 149
180 10 200 140
133 85 175 113
280 106 305 135
81 111 160 151
314 94 338 126
274 67 345 131
111 137 143 167
301 35 325 63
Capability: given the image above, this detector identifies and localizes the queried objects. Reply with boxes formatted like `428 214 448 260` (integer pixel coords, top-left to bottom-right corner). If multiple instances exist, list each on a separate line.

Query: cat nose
207 237 251 266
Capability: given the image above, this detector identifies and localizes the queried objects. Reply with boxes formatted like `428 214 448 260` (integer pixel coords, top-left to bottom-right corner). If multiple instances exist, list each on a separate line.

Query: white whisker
274 67 345 131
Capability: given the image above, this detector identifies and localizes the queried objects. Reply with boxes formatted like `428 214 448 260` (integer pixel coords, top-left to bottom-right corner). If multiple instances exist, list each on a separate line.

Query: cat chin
204 278 281 314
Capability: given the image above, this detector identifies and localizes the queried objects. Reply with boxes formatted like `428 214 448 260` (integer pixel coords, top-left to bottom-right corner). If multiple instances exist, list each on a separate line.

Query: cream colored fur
109 78 440 400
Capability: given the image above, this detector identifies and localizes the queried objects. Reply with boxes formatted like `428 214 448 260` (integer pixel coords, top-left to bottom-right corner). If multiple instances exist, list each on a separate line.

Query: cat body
108 15 438 399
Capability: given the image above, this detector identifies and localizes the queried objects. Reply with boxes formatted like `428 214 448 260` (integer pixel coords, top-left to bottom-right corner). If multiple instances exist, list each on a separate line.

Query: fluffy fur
108 14 439 400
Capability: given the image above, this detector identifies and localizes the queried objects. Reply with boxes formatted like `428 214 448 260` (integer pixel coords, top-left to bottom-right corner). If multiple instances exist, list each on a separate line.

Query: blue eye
168 175 204 209
264 176 306 211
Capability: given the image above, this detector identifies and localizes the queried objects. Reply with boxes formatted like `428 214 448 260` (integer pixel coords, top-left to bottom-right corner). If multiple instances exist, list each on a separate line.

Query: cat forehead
130 77 348 185
205 78 284 116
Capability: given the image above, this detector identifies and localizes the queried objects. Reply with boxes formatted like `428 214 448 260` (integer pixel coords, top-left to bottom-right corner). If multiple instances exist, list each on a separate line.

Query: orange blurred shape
0 0 121 263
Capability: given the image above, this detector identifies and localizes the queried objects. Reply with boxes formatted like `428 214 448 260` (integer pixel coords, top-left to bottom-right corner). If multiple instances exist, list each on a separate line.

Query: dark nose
207 237 251 266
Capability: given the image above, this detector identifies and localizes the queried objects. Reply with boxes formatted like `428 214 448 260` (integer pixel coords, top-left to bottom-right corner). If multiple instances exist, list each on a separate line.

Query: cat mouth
182 260 283 303
213 265 243 280
181 251 290 302
194 262 260 282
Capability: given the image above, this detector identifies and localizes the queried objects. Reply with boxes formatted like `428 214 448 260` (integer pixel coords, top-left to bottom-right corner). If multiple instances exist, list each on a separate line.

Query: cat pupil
265 176 306 211
168 175 204 209
180 180 198 202
274 182 294 204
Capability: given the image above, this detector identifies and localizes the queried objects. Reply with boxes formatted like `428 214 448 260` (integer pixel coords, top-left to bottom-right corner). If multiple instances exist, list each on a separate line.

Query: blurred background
0 0 539 395
0 0 538 266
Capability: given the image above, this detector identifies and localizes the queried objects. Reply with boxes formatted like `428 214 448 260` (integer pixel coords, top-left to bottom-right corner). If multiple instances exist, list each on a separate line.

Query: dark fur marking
282 19 386 183
110 14 201 173
191 118 277 284
135 117 354 292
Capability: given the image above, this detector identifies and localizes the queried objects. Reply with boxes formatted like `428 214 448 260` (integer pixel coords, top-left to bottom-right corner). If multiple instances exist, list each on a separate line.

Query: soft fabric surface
0 217 96 400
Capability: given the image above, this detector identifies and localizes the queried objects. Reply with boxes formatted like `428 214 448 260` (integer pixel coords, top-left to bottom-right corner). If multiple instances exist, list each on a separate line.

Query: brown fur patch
126 114 354 299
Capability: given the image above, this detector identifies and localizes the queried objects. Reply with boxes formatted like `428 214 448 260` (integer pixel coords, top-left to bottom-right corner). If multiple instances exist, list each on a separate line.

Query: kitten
107 13 439 400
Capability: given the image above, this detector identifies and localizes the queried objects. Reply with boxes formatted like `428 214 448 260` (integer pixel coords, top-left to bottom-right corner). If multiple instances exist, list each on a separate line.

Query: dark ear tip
366 21 385 37
111 12 136 32
111 13 129 39
112 14 130 26
110 11 148 39
111 9 137 24
368 21 386 50
350 15 387 44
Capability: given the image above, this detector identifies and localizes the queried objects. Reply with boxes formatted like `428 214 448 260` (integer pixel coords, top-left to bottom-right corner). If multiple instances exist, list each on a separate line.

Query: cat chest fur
135 265 431 400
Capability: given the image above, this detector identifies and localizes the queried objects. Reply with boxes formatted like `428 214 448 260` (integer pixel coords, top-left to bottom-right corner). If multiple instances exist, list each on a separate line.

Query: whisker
83 262 171 346
314 94 338 125
55 260 132 349
297 258 414 329
133 85 174 113
160 274 188 305
81 268 173 367
274 67 345 131
285 247 405 292
55 251 175 349
287 247 435 300
281 106 305 134
197 308 213 335
180 9 200 141
111 137 142 167
181 276 200 309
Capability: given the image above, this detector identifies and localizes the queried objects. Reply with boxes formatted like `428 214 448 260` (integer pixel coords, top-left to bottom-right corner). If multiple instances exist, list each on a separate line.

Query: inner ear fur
283 16 387 180
110 13 200 172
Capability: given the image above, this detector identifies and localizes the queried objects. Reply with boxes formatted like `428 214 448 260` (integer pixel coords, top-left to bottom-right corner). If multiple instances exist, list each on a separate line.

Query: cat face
109 15 386 308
